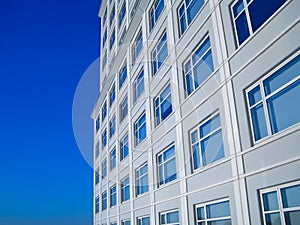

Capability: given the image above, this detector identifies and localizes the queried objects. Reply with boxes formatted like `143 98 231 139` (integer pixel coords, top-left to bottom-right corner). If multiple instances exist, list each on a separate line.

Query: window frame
119 1 126 28
102 157 107 178
95 166 100 185
109 115 116 138
110 184 117 207
102 129 107 148
149 0 165 31
134 112 147 146
102 191 107 211
154 83 173 127
133 69 145 102
137 215 150 225
96 114 101 132
110 28 116 50
195 198 231 224
136 163 149 196
246 53 300 143
152 31 168 75
120 95 128 122
110 4 116 26
260 181 300 225
183 35 214 96
121 219 131 225
120 133 129 161
190 113 224 171
102 101 107 122
159 209 180 225
157 144 177 187
119 62 128 89
121 176 130 202
110 147 117 171
132 29 143 62
109 83 116 106
95 196 100 214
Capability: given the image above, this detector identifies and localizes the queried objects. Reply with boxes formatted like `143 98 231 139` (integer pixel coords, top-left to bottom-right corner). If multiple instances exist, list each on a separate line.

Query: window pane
193 144 201 169
193 50 214 87
163 145 175 161
186 71 194 95
197 206 205 220
248 85 262 106
200 114 221 138
207 220 232 225
187 0 204 23
267 80 300 133
281 184 300 208
164 158 177 183
232 0 244 17
193 38 210 64
262 191 279 211
201 129 224 166
250 103 268 141
249 0 286 32
167 211 179 223
206 201 230 218
284 210 300 225
265 212 281 225
235 12 250 45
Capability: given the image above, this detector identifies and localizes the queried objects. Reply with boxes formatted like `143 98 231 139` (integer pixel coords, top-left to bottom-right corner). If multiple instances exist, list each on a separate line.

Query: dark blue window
154 84 172 126
152 32 168 75
158 145 177 186
150 0 164 30
135 113 146 146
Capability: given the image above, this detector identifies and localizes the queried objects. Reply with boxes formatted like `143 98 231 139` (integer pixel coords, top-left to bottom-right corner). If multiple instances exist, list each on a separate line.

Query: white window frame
121 219 131 225
118 1 126 28
102 129 107 148
195 198 231 224
119 61 127 89
102 191 107 211
132 29 143 62
109 83 116 106
120 95 128 122
102 101 107 122
110 147 117 170
159 209 180 225
149 0 164 30
95 196 100 214
109 115 116 138
110 184 117 207
136 163 148 196
102 158 107 178
154 83 172 127
134 112 147 146
121 176 130 202
246 53 300 143
110 4 116 25
133 69 145 102
137 215 150 225
260 181 300 225
120 133 129 160
152 31 168 75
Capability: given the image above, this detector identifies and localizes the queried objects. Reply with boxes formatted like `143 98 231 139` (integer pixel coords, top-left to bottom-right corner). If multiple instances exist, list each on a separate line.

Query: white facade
92 0 300 224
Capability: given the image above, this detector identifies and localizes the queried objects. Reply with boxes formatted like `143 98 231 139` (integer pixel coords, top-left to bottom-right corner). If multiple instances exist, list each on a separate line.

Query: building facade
92 0 300 224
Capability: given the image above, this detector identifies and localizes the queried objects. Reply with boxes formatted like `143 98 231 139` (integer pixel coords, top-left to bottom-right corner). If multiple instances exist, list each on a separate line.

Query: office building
92 0 300 224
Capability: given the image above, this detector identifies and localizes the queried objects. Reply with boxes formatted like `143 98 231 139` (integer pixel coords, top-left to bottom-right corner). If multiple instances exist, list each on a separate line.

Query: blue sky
0 0 100 224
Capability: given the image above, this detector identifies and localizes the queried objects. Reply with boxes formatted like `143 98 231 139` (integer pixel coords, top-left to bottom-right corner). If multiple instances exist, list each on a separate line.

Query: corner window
157 145 177 186
109 115 116 138
152 31 168 75
102 101 107 121
110 185 117 207
120 96 128 122
119 1 126 27
110 148 117 170
134 112 147 146
247 54 300 142
119 64 127 89
120 134 129 160
134 69 145 102
184 36 214 96
133 29 143 61
191 113 224 170
154 84 172 126
121 176 130 202
137 216 150 225
160 210 179 225
136 163 148 196
102 129 107 148
260 181 300 225
102 158 107 178
110 83 116 106
195 199 231 224
95 196 100 214
102 191 107 210
150 0 164 30
178 0 205 35
110 29 116 50
231 0 286 46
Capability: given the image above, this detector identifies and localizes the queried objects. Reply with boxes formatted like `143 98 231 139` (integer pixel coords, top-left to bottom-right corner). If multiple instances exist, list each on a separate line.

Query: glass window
102 101 107 121
96 115 101 132
136 163 149 195
122 220 131 225
247 54 300 142
110 4 115 25
110 83 116 106
103 28 107 47
110 29 116 50
191 113 224 170
154 84 172 126
119 2 126 27
134 112 147 146
120 134 129 160
103 50 107 68
102 191 107 211
184 36 214 96
102 129 107 148
260 182 300 225
121 177 130 202
95 141 100 158
95 196 100 214
152 31 168 75
103 8 107 26
102 158 107 178
111 223 117 225
178 0 205 35
195 199 231 224
110 148 117 170
231 0 286 46
134 69 145 102
119 64 127 89
120 96 128 122
137 216 150 225
160 210 179 225
157 145 177 186
95 167 100 185
110 185 117 207
109 115 116 138
150 0 164 30
133 29 143 61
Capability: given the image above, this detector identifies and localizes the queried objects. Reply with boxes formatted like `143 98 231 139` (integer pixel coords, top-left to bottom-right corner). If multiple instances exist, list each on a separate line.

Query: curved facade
92 0 300 225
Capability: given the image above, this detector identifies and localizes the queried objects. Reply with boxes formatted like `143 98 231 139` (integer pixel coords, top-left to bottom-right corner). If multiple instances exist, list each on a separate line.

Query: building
91 0 300 224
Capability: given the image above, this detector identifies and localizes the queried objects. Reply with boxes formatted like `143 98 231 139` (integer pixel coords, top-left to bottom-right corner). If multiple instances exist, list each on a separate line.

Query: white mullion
243 0 253 35
260 81 273 136
277 187 286 225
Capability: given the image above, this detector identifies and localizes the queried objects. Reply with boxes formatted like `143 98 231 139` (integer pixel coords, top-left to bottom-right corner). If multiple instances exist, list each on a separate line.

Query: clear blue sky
0 0 100 224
